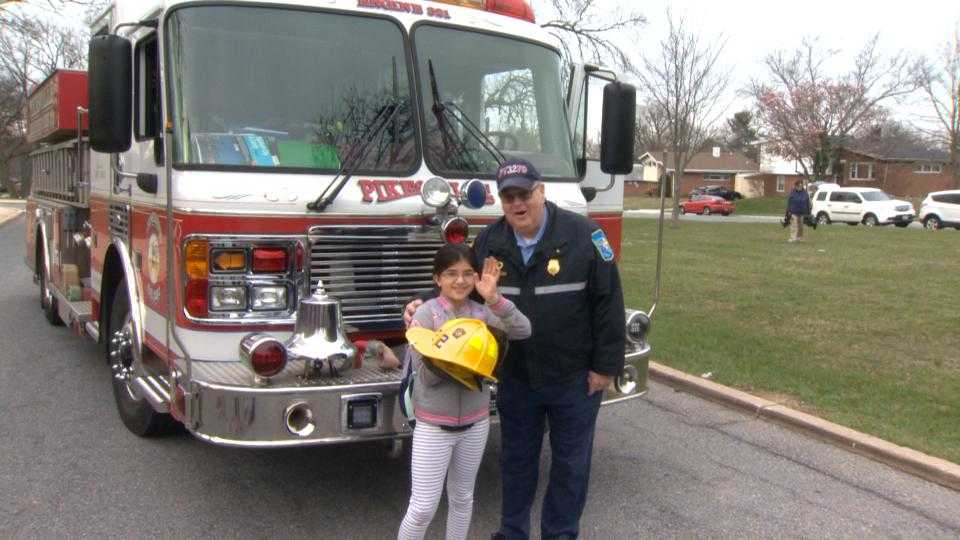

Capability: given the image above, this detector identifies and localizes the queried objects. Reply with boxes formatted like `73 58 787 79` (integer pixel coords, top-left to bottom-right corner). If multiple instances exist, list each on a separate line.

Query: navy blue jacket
471 201 626 388
788 188 811 215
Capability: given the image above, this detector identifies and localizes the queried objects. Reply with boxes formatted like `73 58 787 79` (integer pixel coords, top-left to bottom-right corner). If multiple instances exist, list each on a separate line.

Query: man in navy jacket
787 180 812 242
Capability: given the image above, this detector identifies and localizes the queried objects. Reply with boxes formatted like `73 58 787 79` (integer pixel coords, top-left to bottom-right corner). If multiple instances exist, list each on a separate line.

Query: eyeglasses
439 269 477 280
500 189 535 204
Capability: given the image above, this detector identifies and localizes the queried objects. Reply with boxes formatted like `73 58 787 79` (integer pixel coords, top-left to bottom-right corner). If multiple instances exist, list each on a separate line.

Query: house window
705 173 730 181
849 162 874 180
776 175 785 192
915 163 943 173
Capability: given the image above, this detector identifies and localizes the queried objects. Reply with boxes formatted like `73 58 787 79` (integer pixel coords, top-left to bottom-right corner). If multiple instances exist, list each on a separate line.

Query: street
624 209 938 229
1 214 958 539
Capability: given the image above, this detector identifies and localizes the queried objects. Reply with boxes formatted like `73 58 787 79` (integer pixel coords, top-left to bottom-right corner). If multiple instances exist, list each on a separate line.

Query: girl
398 243 531 540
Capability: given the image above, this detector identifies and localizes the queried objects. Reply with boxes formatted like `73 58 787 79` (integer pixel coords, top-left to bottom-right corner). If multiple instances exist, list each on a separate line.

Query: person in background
787 180 812 242
398 243 531 540
404 158 626 539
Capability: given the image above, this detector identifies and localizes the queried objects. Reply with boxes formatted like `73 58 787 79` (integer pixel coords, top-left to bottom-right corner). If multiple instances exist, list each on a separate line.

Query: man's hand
402 299 423 327
587 370 612 396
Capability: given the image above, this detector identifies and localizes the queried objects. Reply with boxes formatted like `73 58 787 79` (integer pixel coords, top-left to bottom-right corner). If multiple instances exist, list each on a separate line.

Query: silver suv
919 190 960 230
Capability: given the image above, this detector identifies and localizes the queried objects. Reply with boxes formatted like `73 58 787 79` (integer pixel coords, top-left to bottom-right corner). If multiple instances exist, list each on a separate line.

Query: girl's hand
475 257 502 304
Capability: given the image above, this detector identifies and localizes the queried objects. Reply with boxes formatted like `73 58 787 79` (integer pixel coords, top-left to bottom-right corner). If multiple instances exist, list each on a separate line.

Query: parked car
692 185 743 201
918 190 960 230
806 181 839 198
680 194 735 216
810 187 915 227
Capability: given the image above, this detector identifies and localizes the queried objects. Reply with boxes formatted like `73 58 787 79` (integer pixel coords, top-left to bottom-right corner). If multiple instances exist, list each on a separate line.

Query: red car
680 194 735 216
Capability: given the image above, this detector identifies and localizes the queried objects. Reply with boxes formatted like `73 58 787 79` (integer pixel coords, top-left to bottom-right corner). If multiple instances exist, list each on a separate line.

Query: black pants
496 372 603 539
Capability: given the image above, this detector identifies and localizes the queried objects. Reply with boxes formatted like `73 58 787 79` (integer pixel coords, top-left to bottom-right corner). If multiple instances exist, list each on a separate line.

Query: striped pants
398 418 490 540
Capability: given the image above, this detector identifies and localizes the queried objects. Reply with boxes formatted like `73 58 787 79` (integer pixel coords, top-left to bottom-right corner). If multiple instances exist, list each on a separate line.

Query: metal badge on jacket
547 258 560 276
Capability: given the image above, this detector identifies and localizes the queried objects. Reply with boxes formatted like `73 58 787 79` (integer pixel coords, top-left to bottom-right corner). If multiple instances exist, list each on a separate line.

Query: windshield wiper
443 100 507 165
307 101 402 212
308 57 407 212
427 59 506 170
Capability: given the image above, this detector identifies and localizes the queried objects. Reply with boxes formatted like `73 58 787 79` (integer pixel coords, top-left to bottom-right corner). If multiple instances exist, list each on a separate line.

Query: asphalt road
1 214 958 539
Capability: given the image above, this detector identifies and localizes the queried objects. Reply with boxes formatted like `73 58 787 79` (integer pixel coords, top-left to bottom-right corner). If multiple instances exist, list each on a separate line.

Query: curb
648 362 960 492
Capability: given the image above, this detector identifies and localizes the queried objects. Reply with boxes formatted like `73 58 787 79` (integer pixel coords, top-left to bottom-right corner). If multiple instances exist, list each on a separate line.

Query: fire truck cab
25 0 650 448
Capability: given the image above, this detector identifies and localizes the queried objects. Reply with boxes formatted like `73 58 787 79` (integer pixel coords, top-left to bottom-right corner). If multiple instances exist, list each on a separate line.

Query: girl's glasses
440 269 477 280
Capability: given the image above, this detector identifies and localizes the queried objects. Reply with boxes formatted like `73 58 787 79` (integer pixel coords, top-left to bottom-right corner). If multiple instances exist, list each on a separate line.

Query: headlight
625 309 650 344
421 177 452 208
210 286 247 311
251 285 288 311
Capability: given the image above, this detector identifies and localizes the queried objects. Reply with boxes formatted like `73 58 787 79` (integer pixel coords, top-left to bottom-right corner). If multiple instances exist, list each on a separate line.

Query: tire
38 251 63 326
816 212 831 226
862 214 878 227
107 279 174 437
702 207 712 215
923 215 942 230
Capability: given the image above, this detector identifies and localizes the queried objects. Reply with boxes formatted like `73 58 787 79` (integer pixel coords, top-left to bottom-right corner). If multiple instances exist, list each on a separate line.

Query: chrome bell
284 280 357 378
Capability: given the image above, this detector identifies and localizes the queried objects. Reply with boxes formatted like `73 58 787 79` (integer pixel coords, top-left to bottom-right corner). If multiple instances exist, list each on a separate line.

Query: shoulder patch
590 229 615 262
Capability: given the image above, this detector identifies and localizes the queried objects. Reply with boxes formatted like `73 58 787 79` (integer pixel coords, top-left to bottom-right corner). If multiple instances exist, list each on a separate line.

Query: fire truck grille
308 225 446 331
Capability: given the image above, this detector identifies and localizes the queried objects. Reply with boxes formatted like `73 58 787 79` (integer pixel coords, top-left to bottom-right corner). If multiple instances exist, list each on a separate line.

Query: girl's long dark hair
433 243 479 276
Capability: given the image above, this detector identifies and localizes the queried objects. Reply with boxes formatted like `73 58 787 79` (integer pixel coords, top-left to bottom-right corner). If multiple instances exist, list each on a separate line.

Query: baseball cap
496 159 540 193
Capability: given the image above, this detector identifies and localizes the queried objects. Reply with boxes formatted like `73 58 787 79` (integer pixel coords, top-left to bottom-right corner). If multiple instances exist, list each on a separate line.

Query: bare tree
748 36 916 182
634 99 670 156
916 26 960 189
537 0 646 72
0 4 88 192
634 12 730 226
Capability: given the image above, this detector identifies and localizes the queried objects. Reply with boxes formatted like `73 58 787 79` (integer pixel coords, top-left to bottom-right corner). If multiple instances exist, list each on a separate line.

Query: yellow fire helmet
405 318 500 391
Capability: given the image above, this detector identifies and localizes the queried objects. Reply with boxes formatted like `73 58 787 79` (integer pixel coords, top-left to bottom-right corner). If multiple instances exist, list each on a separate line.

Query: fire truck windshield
166 6 417 173
413 24 576 181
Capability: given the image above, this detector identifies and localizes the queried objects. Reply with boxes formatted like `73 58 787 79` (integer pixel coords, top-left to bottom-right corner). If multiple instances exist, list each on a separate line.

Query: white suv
810 187 915 227
919 190 960 230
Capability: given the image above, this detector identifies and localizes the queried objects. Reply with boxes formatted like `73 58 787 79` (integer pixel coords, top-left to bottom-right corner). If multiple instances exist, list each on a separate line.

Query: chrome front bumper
185 342 651 448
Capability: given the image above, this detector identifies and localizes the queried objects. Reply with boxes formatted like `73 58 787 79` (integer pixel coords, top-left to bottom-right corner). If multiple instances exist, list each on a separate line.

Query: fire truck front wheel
38 248 63 326
107 279 174 437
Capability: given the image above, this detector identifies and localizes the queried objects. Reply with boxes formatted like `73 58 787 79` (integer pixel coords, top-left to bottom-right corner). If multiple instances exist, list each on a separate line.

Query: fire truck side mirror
136 173 158 194
599 81 636 176
88 35 132 154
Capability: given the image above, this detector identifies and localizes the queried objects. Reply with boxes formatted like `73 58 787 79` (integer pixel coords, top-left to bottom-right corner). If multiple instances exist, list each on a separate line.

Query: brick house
835 146 956 198
635 148 759 197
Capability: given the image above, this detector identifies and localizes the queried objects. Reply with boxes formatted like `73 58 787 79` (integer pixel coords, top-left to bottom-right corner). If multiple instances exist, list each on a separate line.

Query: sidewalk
0 205 23 227
649 362 960 492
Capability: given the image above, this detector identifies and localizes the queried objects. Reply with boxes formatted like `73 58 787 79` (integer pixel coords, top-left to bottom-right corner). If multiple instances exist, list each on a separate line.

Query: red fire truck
25 0 651 448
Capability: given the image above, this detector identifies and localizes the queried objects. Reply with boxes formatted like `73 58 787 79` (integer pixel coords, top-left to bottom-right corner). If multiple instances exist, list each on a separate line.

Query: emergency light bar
431 0 535 23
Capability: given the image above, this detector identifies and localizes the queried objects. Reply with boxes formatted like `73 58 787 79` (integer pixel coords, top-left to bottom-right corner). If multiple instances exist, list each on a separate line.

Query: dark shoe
491 534 507 540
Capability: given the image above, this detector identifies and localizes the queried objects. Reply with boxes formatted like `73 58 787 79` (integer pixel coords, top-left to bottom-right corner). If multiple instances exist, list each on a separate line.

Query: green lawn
619 218 960 463
734 196 790 216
